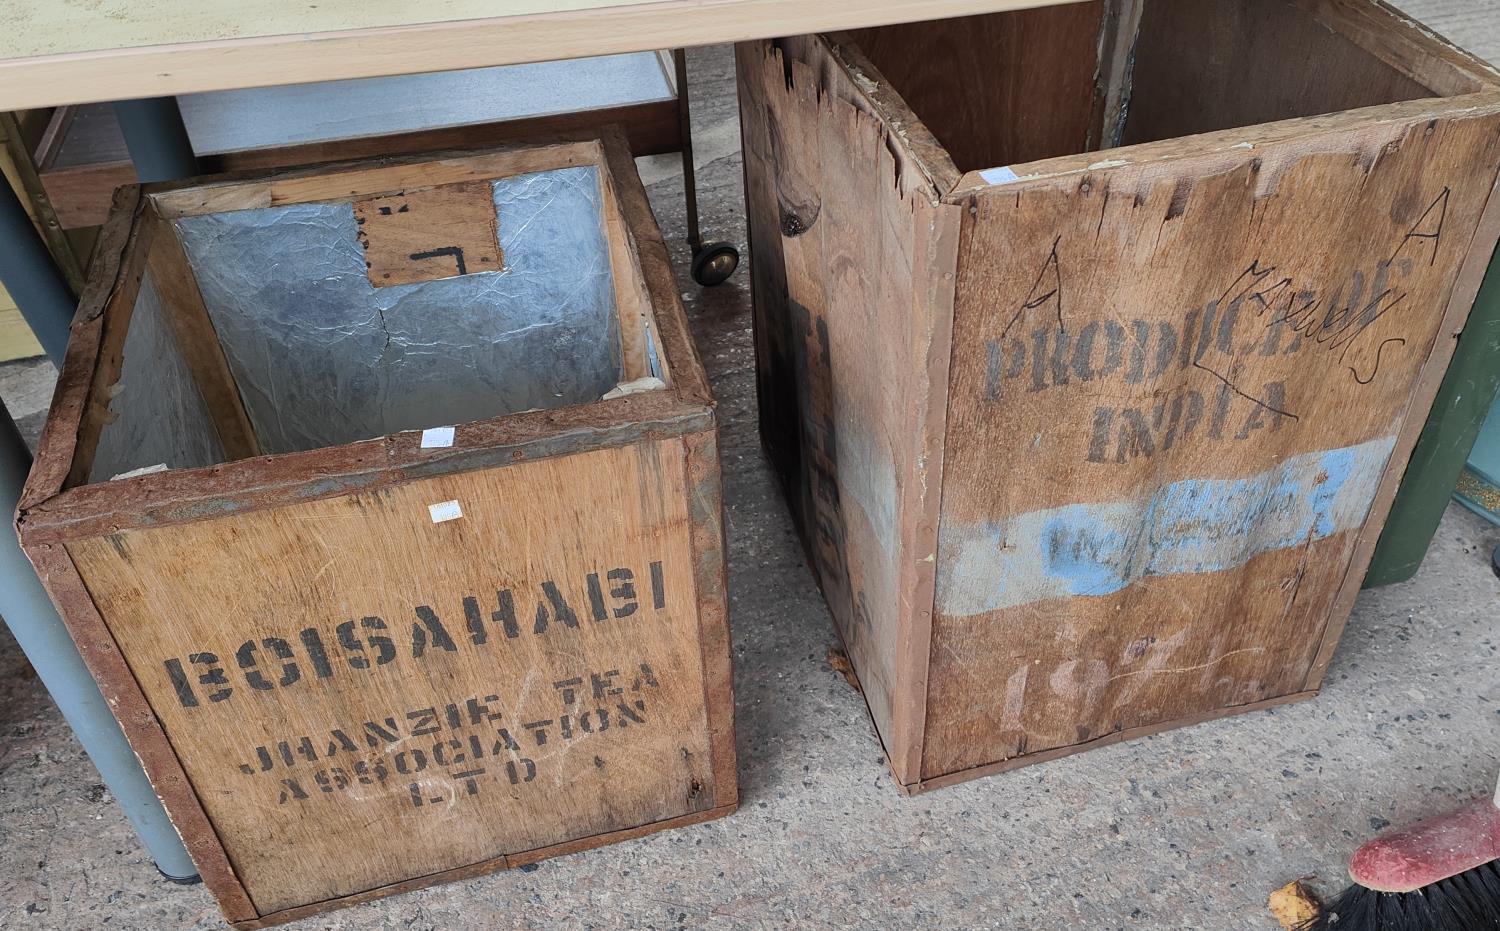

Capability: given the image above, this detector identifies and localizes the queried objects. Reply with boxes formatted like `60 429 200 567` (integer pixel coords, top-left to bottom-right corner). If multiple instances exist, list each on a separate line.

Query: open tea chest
17 132 736 925
738 0 1500 791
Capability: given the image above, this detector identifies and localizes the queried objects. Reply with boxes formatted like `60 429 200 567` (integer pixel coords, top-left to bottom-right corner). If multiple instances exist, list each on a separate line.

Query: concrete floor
4 6 1500 929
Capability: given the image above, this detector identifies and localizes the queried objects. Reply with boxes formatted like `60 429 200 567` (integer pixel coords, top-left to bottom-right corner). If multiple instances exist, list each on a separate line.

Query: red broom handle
1349 779 1500 893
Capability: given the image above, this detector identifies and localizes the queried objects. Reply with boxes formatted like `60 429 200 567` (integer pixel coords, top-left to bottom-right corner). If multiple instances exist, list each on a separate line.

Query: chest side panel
70 438 716 914
927 110 1500 779
737 36 957 777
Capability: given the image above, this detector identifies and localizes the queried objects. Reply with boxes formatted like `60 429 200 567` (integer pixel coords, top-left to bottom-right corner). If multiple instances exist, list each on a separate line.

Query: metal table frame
1 96 200 881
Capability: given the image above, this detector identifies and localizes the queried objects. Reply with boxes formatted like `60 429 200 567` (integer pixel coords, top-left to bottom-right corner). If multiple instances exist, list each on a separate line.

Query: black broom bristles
1299 860 1500 931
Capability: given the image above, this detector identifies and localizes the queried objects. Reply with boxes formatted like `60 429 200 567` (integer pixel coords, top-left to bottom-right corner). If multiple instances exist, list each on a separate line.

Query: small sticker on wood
429 500 463 523
979 166 1021 186
354 181 503 287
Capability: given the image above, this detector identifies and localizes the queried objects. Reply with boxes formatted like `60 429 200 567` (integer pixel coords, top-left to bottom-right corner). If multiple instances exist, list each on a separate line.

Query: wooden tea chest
738 0 1500 792
16 133 736 925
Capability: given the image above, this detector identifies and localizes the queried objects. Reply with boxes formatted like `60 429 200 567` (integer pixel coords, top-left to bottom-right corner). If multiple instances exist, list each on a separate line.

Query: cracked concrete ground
3 5 1499 928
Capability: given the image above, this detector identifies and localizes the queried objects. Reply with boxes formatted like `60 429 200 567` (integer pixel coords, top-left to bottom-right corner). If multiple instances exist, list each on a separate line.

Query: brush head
1300 860 1500 930
1300 796 1500 931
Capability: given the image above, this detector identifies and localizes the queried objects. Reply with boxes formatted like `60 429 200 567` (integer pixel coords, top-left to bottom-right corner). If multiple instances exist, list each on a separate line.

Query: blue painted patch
1042 511 1133 597
938 435 1397 617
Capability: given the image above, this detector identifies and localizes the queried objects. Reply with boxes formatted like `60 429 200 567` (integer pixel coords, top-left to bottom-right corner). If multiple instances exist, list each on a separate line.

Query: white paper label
428 500 463 523
979 166 1021 186
420 426 456 448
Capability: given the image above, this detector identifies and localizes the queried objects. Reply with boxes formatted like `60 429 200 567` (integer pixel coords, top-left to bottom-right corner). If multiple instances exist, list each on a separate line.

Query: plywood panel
70 439 716 914
354 182 504 286
737 37 960 781
1123 0 1437 147
1286 0 1498 97
0 0 1080 58
928 106 1500 778
845 2 1106 173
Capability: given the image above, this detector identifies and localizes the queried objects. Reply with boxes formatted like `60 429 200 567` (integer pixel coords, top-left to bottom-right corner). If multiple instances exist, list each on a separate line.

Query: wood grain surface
17 136 735 923
1124 0 1437 147
148 141 603 219
740 1 1500 791
928 100 1500 780
737 37 961 782
1288 0 1500 96
0 1 1085 111
69 439 716 914
844 2 1106 173
354 182 504 286
24 541 259 922
142 208 261 459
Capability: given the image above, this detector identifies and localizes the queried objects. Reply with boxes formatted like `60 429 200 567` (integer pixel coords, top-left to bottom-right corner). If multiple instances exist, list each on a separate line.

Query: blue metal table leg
0 177 72 363
1 122 199 881
1 402 198 881
112 97 199 182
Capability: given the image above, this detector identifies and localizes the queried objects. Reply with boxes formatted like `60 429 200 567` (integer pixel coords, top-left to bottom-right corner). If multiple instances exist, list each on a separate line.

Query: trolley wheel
690 241 740 287
1492 543 1499 580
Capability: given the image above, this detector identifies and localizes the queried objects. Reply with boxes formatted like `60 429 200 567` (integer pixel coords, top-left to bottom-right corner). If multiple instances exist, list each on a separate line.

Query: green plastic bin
1364 244 1500 586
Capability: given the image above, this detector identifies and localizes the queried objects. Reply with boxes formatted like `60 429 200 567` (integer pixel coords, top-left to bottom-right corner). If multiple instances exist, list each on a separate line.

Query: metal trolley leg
0 180 72 362
112 97 200 183
0 110 199 882
1 405 199 881
673 49 740 287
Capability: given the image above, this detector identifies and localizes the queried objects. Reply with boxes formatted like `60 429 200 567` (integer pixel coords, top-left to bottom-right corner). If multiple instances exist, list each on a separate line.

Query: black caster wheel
1491 542 1499 580
690 241 739 287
